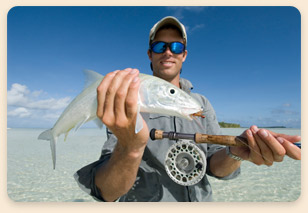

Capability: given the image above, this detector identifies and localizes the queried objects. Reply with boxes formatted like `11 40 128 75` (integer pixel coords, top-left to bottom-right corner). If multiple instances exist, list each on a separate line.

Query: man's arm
209 125 301 177
94 68 149 202
209 147 241 178
94 140 146 201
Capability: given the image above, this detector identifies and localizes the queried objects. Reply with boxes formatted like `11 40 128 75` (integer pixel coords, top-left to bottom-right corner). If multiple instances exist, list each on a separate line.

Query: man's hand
96 68 149 156
95 68 150 201
231 125 301 166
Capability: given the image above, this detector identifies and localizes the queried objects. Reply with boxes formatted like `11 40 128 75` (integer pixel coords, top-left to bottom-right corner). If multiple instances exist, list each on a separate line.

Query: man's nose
163 46 173 56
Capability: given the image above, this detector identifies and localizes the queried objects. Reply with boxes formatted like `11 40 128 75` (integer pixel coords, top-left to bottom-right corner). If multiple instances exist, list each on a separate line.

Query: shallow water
210 128 301 202
7 128 301 202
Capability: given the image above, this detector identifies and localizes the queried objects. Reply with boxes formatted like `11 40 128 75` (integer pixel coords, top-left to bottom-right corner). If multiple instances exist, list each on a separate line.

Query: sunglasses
150 41 186 54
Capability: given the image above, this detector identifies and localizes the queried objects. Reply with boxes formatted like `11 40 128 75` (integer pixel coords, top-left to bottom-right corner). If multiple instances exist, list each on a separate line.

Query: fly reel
165 140 206 186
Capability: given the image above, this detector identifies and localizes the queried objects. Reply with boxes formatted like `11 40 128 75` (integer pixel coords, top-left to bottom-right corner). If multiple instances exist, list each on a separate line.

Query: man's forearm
209 147 241 178
94 142 145 202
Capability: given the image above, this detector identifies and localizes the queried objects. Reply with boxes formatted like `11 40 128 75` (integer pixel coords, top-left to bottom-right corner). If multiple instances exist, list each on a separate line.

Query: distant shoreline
240 126 287 129
219 122 287 129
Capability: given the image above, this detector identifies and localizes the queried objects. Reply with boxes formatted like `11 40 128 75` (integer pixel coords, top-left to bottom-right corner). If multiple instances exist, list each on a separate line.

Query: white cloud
165 7 206 36
7 83 30 106
7 83 71 110
186 24 205 34
7 107 31 118
271 103 299 116
166 6 206 19
7 83 72 127
25 97 71 110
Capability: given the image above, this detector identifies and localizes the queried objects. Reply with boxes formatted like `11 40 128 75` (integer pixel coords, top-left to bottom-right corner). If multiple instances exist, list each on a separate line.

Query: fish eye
169 88 176 95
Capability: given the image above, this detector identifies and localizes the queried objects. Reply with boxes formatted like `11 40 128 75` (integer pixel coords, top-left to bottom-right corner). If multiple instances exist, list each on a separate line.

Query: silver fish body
38 70 203 169
138 74 202 119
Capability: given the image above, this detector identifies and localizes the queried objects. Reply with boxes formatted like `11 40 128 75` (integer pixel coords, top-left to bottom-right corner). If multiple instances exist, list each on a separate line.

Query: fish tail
38 129 57 169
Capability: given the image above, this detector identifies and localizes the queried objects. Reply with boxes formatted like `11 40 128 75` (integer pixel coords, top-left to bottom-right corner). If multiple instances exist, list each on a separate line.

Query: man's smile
161 60 175 67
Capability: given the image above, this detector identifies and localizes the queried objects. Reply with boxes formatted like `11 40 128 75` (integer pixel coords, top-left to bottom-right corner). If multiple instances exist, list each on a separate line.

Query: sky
7 6 301 128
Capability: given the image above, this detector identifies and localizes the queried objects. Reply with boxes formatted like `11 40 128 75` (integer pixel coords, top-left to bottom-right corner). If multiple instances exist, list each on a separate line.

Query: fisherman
74 16 301 202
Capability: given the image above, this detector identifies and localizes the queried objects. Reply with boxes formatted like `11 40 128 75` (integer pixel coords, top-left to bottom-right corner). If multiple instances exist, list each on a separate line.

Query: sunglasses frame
150 41 186 54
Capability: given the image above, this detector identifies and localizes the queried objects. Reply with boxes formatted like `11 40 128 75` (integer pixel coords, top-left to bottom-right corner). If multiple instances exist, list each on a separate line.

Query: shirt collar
179 77 193 93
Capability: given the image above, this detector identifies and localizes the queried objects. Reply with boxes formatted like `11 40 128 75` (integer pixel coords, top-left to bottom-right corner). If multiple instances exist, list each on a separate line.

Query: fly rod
149 128 301 148
150 128 248 147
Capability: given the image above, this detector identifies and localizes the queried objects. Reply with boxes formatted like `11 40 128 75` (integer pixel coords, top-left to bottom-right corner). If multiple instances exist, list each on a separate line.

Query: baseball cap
149 16 187 45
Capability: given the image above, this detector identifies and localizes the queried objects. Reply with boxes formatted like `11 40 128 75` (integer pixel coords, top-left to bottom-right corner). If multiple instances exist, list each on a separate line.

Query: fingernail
252 126 259 133
130 69 137 74
247 129 252 137
277 137 284 144
132 76 139 83
260 129 268 137
109 72 116 77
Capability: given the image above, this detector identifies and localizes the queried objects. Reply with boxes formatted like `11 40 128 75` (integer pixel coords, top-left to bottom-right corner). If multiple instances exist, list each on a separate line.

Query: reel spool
165 140 206 186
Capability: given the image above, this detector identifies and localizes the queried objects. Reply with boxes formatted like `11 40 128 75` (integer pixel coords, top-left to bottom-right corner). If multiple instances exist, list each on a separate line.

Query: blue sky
7 6 301 128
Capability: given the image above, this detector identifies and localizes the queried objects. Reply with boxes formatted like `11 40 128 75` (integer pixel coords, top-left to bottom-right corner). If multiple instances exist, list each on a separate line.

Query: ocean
7 128 301 202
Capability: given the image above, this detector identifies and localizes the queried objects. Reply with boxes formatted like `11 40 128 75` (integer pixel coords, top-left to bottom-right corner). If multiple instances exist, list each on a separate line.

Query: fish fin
94 118 104 129
38 129 52 141
135 106 143 134
64 126 74 141
83 69 104 89
50 137 57 170
74 116 90 133
38 129 57 169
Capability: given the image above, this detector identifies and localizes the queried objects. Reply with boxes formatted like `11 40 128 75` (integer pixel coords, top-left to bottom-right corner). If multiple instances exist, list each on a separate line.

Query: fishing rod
150 128 300 186
149 128 301 148
150 128 249 186
150 128 248 147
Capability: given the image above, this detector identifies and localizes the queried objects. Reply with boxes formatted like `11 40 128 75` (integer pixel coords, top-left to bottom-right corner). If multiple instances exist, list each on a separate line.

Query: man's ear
182 50 188 62
147 49 152 61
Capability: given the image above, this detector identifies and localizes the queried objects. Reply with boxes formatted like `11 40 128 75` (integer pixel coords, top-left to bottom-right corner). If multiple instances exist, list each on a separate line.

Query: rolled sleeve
74 154 111 201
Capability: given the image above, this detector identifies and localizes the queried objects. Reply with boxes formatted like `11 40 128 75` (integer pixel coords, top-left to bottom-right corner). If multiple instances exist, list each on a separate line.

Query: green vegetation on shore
218 122 287 128
219 122 241 128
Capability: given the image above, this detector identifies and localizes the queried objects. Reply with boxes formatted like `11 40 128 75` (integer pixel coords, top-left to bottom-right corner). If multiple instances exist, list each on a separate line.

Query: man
74 16 301 202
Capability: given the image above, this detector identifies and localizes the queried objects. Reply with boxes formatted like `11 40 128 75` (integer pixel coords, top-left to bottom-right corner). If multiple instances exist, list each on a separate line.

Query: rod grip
195 133 248 147
150 128 164 140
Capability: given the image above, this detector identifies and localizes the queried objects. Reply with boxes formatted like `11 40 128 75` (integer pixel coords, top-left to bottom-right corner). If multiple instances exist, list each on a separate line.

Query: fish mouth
190 110 205 119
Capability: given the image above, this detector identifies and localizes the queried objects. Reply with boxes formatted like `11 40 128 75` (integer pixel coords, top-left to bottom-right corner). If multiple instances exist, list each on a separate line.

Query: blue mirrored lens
151 42 185 54
170 42 185 54
152 42 166 53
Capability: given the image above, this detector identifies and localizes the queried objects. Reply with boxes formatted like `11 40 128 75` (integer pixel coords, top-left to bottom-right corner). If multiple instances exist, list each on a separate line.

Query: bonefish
38 70 203 169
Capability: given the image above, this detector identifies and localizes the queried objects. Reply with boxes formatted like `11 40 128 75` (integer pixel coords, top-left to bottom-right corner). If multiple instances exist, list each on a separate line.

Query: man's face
148 28 187 82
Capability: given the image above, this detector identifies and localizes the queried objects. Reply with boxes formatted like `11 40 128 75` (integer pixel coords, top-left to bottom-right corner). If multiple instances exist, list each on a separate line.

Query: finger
246 129 264 165
277 137 301 160
103 70 131 121
267 130 301 143
125 74 140 120
114 69 139 123
251 126 274 166
258 130 285 162
96 70 119 118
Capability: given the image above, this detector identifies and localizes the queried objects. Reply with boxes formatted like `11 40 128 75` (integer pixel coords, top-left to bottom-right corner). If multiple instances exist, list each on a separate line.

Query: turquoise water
7 128 301 202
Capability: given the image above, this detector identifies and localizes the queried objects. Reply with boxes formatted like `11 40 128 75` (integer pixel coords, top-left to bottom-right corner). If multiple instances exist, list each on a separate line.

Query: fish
38 70 203 169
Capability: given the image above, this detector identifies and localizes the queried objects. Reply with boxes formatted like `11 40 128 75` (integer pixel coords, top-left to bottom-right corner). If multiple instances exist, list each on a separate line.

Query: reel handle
150 129 248 147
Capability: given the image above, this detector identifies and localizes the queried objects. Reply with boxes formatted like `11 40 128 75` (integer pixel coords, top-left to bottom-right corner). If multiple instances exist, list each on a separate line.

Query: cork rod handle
150 129 248 147
195 133 247 147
